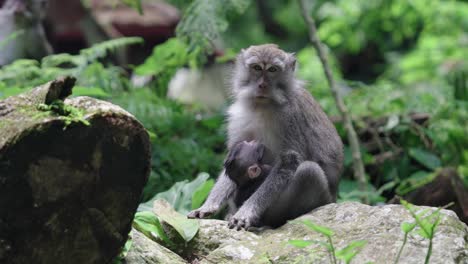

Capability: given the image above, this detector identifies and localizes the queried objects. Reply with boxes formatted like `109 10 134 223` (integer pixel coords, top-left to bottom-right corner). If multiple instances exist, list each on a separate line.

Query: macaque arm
188 169 237 218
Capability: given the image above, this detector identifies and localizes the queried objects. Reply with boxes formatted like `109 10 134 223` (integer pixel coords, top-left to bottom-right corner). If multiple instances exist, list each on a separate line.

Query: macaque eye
267 66 278 72
252 65 262 71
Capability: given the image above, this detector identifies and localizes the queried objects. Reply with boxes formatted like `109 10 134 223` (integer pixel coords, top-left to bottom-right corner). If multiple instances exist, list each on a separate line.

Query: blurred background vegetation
0 0 467 219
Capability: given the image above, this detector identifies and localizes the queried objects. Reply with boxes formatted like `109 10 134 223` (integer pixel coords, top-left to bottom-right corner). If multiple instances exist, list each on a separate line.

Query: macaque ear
247 165 261 179
237 49 246 63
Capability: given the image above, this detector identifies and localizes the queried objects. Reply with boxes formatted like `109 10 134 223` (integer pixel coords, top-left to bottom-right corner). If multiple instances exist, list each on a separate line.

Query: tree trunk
0 77 151 264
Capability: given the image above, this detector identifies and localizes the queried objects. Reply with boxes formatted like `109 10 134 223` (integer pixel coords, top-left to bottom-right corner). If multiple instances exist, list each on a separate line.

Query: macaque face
233 44 296 105
224 141 269 186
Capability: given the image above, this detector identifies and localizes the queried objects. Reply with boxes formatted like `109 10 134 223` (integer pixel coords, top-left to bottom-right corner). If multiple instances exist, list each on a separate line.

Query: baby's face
225 141 265 185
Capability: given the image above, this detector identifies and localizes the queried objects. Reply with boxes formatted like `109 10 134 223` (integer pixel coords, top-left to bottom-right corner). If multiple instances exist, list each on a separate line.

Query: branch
298 0 368 203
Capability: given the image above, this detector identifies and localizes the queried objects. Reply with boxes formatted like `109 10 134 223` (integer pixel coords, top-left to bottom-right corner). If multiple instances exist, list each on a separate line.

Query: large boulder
128 202 468 264
0 77 151 264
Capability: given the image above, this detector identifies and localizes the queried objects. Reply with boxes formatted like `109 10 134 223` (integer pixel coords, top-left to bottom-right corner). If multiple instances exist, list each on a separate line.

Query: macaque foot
279 150 302 170
187 206 219 219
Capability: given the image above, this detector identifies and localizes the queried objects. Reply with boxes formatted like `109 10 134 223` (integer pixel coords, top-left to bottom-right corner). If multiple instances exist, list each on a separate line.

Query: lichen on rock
128 202 468 264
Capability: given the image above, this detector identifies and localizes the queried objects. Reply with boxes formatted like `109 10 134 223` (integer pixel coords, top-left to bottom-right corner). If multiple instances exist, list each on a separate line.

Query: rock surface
129 202 468 264
0 77 151 264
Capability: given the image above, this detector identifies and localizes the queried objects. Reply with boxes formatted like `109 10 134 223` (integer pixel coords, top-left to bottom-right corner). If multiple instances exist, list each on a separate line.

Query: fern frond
80 37 144 63
176 0 251 52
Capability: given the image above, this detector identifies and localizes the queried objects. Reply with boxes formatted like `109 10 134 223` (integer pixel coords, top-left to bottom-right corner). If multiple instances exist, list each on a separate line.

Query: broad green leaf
301 220 334 237
153 199 199 242
408 148 441 170
138 172 211 214
288 240 314 248
192 179 214 210
133 211 171 244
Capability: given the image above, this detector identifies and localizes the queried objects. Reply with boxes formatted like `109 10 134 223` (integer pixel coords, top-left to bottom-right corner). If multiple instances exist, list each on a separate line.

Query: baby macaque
224 141 273 214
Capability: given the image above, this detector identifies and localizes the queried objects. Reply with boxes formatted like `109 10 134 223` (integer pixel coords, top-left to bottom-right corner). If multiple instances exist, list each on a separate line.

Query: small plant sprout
289 220 367 264
396 200 454 264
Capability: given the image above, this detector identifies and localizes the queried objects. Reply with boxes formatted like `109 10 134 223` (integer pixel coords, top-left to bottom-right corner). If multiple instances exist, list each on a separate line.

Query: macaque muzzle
247 164 262 179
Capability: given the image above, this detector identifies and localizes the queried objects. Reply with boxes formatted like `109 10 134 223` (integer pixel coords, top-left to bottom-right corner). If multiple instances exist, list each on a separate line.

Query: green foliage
37 100 90 128
153 199 200 242
396 171 433 196
176 0 251 51
112 89 225 197
301 220 334 237
138 173 213 214
133 199 201 247
192 178 215 210
133 211 172 244
112 238 133 264
316 0 424 54
396 200 448 264
121 0 143 14
290 220 366 264
135 0 251 95
135 38 201 96
0 37 142 99
335 240 367 264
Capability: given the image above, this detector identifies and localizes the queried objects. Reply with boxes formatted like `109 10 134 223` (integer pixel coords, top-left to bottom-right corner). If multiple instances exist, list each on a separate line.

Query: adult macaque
0 0 52 66
188 44 343 230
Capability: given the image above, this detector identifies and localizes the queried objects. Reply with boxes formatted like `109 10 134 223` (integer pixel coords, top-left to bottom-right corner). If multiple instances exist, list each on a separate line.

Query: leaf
335 240 367 264
401 222 416 233
113 237 133 264
121 0 143 14
138 172 211 214
396 171 434 195
0 86 24 99
288 240 314 248
191 179 214 210
383 114 400 131
132 211 171 244
417 227 431 239
408 148 441 170
153 199 200 242
301 220 334 237
72 86 110 98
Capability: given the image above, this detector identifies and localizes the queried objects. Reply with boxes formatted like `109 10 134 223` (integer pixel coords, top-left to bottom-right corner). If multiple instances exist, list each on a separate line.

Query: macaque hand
279 150 302 170
187 205 219 219
228 207 260 231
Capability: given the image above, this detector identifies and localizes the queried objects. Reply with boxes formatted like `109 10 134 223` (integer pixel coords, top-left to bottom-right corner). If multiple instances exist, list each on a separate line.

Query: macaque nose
258 82 267 90
247 165 261 179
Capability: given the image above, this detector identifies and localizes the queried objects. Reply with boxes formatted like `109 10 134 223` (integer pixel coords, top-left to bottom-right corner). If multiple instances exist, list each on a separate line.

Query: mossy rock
0 77 151 264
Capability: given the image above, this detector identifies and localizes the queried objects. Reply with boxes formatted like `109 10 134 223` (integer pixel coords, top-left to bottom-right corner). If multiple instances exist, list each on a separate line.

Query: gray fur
0 0 52 66
188 44 343 230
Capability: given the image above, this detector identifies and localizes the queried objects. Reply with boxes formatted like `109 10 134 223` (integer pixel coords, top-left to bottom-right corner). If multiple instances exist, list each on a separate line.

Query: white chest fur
227 101 281 153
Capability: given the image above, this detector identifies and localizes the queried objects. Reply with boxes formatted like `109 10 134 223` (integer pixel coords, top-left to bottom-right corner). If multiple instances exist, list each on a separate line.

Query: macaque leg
273 161 332 221
229 151 332 229
188 170 237 218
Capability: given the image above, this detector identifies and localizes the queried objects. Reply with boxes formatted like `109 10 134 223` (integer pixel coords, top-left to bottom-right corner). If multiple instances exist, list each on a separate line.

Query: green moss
37 100 90 128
